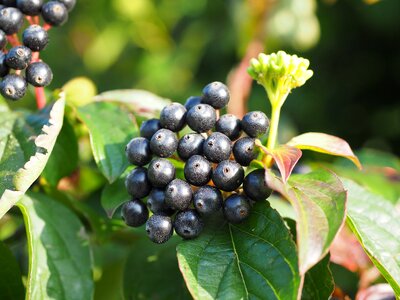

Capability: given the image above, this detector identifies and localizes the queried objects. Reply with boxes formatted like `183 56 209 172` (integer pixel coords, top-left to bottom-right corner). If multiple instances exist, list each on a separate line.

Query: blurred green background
11 0 400 153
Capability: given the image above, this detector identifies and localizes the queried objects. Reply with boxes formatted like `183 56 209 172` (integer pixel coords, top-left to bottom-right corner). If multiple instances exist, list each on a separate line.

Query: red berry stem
43 23 52 31
35 87 46 110
33 16 40 25
6 34 20 47
25 16 35 25
31 51 40 63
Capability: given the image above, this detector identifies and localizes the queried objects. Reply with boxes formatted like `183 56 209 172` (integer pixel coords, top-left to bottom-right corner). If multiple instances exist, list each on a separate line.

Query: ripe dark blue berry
0 51 9 77
121 199 149 227
223 194 251 224
165 179 192 211
0 7 23 35
184 155 212 186
140 118 161 140
212 160 244 192
125 167 151 199
125 137 152 166
186 104 216 133
241 111 270 138
193 185 222 215
203 132 231 163
147 158 175 188
201 81 230 109
233 137 258 166
174 210 203 239
58 0 75 11
243 169 272 202
177 133 204 161
184 96 201 111
41 1 68 26
150 128 178 157
0 74 27 100
146 215 173 244
26 61 53 87
22 25 49 51
16 0 43 16
0 30 6 49
5 46 32 70
216 114 241 140
147 188 175 216
160 102 187 132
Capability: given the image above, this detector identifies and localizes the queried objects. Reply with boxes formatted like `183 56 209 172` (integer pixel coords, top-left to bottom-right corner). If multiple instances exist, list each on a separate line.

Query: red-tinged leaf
287 132 362 169
265 169 347 274
257 141 302 182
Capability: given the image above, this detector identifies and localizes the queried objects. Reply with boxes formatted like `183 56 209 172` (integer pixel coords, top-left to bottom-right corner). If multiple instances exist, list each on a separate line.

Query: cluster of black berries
0 0 76 100
123 81 273 244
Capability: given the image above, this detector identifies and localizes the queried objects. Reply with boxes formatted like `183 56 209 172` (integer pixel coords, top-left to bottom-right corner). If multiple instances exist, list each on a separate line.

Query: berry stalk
35 86 46 109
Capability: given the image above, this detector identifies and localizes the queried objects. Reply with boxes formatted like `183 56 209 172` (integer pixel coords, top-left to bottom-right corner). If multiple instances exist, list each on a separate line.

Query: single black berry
233 137 258 166
2 0 17 6
5 46 32 70
0 74 27 100
146 215 173 244
0 7 23 35
147 158 175 188
212 160 244 192
0 51 9 77
41 1 68 26
184 155 212 186
193 185 222 215
184 96 201 111
140 118 161 140
241 111 270 138
22 25 49 51
177 133 204 161
201 81 230 109
147 188 175 216
121 199 149 227
243 169 272 202
0 29 6 49
165 179 192 211
150 128 178 158
203 132 231 163
216 114 241 140
159 102 187 132
26 61 53 87
58 0 75 11
16 0 43 16
125 167 151 199
186 104 216 133
125 137 152 166
223 194 251 224
174 210 203 239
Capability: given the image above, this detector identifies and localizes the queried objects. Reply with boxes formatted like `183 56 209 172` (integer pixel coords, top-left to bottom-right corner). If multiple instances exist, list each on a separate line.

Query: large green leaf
101 176 129 218
343 179 400 295
17 192 93 300
266 169 346 274
177 202 300 300
0 96 65 219
0 241 25 300
77 102 138 183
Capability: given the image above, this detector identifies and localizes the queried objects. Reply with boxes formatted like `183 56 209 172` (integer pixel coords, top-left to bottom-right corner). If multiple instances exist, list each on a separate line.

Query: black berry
243 169 272 202
186 104 216 133
140 118 161 140
233 137 258 166
241 111 270 138
22 25 49 51
121 199 149 227
58 0 75 11
0 7 23 35
177 133 204 161
147 158 175 188
125 137 152 166
16 0 43 16
174 210 203 239
41 1 68 26
0 29 6 49
223 194 251 224
125 167 151 199
212 160 244 192
146 215 173 244
2 0 17 6
26 61 53 87
184 155 212 186
216 114 241 140
159 102 187 132
150 128 178 158
0 51 9 77
165 179 192 211
201 81 230 109
193 185 222 215
203 132 231 163
0 74 27 100
5 46 32 70
147 188 175 216
184 96 201 111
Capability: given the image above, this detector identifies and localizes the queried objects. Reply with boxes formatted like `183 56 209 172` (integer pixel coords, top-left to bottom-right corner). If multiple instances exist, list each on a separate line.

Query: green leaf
17 192 93 300
124 236 191 300
342 179 400 294
177 202 300 300
77 102 138 183
101 176 129 218
0 96 65 219
0 241 24 300
287 132 361 169
266 169 346 274
41 117 78 186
